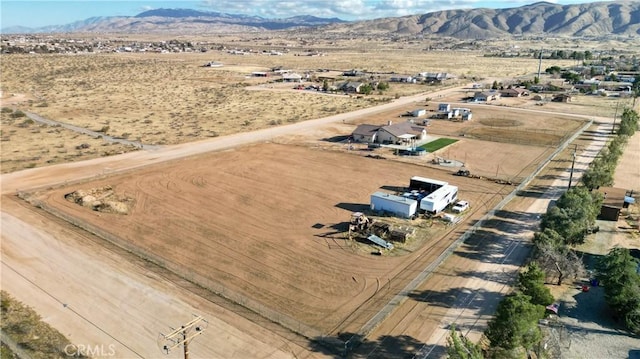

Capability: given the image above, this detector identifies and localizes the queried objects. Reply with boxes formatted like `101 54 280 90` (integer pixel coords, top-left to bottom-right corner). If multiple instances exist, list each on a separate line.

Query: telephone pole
568 145 577 190
160 315 207 359
612 100 620 134
536 48 543 83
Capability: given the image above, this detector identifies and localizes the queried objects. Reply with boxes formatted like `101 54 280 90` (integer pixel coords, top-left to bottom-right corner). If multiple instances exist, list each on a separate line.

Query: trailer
420 184 458 214
408 176 458 215
411 108 427 117
370 192 418 218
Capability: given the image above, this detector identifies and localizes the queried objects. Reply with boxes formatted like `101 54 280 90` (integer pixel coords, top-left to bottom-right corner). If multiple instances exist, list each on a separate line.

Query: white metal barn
370 192 418 218
409 176 458 214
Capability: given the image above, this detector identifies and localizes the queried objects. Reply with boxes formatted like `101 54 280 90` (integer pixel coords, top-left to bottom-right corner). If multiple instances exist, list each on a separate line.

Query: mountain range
2 1 639 39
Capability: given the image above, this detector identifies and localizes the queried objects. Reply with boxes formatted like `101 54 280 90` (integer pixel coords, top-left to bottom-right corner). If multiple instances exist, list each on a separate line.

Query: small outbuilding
596 187 629 221
370 192 418 218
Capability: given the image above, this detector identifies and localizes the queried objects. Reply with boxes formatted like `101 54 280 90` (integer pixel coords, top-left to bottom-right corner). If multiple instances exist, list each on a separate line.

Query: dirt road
0 85 466 358
0 82 615 359
358 120 615 358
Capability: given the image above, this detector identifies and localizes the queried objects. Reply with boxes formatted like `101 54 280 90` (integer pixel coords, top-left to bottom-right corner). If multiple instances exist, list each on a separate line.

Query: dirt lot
27 141 512 336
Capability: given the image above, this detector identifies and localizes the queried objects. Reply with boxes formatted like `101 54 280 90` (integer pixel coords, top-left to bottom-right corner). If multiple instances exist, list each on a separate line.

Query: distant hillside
323 1 640 39
1 8 347 34
2 1 639 38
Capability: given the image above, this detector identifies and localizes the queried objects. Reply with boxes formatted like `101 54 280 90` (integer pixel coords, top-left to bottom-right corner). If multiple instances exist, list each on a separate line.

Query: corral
27 141 512 338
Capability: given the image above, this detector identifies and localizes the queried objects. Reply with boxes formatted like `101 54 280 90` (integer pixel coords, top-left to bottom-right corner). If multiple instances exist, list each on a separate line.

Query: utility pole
536 48 543 83
568 145 577 190
160 315 207 359
612 100 620 134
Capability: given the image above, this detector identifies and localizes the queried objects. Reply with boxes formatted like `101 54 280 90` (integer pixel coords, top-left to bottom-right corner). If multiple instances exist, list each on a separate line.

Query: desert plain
1 32 639 358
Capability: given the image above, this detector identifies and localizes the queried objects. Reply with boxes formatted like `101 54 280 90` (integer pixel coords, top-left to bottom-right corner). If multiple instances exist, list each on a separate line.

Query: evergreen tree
485 292 545 351
518 262 554 306
598 248 640 334
446 326 483 359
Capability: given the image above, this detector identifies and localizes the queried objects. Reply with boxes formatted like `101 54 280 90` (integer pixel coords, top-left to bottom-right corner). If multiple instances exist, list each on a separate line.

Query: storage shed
370 192 417 218
597 187 630 221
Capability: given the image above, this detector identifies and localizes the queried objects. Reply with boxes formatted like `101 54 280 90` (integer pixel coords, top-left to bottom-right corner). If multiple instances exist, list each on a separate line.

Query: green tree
446 325 483 359
618 108 639 136
545 66 562 74
359 83 373 95
584 50 593 60
491 80 499 90
598 247 640 334
377 82 389 91
518 262 554 306
561 72 581 83
533 228 564 247
541 187 602 244
485 292 545 351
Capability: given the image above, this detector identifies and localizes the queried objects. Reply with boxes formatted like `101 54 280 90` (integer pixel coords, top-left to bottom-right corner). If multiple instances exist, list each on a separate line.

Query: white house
376 122 427 144
351 122 427 144
473 91 500 102
351 124 380 143
390 75 414 83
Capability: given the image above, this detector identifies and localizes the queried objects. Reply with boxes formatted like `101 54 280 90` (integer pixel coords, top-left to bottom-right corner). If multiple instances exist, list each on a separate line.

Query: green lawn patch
420 138 458 152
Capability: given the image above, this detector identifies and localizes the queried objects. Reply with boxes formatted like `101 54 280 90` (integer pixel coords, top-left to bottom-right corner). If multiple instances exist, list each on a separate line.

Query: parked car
452 200 469 213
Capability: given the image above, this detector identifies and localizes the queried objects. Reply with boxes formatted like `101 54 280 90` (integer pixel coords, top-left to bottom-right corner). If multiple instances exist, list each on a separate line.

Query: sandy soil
0 38 631 358
0 197 320 359
613 131 640 192
28 142 509 335
358 119 617 358
0 46 598 174
0 79 579 358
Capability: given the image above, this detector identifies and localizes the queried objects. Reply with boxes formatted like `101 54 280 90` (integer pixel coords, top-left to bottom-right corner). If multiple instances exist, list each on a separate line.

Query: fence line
18 193 323 342
16 119 593 357
344 119 593 355
408 119 593 359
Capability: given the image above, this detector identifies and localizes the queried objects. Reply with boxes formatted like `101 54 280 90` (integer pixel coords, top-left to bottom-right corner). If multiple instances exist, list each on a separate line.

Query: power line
159 315 208 359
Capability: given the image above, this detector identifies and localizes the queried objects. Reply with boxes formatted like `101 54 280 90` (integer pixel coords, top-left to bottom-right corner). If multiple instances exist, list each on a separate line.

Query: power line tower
159 315 208 359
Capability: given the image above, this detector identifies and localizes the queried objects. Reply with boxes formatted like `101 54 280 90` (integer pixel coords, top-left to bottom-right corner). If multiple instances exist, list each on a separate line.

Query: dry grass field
2 33 635 357
0 40 586 173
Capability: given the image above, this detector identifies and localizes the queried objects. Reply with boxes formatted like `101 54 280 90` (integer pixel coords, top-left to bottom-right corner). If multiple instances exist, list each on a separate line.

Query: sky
1 0 612 29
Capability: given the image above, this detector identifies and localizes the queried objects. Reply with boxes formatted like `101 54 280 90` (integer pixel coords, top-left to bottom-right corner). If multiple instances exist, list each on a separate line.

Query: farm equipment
349 212 371 234
348 212 391 239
